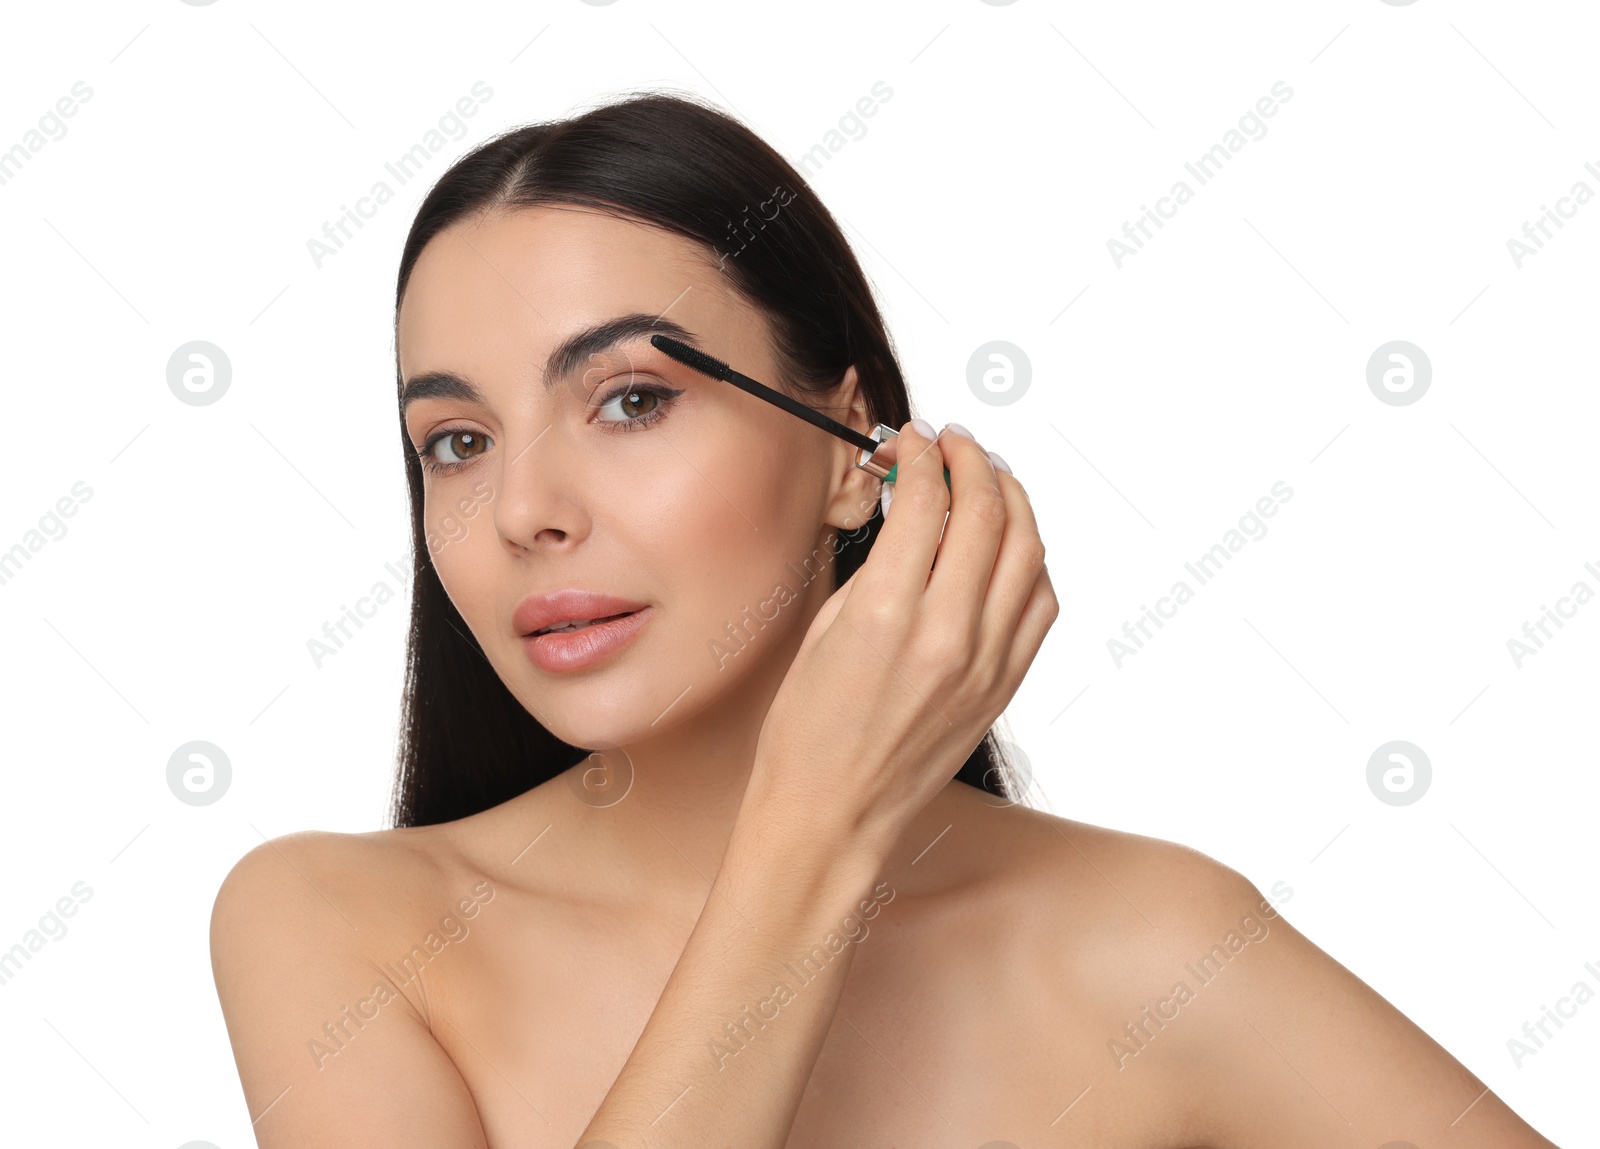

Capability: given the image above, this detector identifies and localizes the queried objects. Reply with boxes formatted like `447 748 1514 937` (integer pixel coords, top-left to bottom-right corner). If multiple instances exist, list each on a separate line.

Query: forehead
397 205 755 381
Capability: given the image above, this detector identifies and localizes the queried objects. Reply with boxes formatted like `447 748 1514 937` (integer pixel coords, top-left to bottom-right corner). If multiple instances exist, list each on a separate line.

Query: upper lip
514 589 648 636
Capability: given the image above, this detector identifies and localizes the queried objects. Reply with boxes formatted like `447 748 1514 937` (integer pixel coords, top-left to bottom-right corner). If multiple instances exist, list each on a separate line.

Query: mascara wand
649 333 949 488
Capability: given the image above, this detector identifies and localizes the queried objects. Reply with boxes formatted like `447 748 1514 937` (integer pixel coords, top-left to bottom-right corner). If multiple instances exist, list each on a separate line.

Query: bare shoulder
931 790 1559 1147
208 825 494 1147
207 815 511 1030
926 780 1268 939
209 773 568 964
968 798 1285 1040
907 782 1277 1030
211 826 453 952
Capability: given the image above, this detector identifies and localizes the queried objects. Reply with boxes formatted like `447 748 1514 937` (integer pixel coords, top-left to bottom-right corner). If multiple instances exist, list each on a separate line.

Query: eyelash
414 380 685 476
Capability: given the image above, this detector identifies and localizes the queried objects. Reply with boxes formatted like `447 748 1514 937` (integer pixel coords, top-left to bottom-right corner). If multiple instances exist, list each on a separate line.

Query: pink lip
513 588 650 638
520 606 653 673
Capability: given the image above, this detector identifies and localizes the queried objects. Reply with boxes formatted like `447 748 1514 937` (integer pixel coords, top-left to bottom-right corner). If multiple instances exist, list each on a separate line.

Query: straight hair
388 90 1023 828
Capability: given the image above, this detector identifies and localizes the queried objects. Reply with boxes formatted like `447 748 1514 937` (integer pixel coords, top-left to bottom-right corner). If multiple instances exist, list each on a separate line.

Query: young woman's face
397 205 876 752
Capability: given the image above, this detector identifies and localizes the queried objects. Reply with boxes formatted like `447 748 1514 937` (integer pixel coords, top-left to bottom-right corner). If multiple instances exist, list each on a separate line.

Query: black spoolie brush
649 333 948 487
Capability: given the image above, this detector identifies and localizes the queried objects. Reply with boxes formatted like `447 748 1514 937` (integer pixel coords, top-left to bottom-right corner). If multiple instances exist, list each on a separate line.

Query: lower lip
521 607 653 673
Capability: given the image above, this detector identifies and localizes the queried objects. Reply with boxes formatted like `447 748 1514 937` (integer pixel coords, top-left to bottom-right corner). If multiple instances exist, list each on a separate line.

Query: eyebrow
399 313 701 413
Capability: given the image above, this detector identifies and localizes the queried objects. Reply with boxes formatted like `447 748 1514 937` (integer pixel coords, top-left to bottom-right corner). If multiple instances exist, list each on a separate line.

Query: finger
924 425 1007 651
973 467 1048 674
853 418 949 610
999 563 1059 690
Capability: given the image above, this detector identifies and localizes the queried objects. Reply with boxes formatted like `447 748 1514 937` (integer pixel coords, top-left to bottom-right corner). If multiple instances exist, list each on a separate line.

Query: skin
210 205 1562 1148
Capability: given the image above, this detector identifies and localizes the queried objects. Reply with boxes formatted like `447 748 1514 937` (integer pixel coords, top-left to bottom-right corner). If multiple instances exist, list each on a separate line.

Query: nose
490 420 592 553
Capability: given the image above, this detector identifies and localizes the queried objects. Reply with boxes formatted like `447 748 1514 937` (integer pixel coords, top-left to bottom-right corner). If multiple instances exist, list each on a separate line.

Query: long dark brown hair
388 89 1021 828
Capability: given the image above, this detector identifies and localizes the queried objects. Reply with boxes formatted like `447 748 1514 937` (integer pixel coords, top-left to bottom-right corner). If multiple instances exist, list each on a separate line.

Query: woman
210 91 1560 1148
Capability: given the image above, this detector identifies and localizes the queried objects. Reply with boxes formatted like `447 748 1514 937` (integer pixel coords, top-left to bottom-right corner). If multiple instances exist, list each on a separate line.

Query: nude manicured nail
880 481 894 518
909 417 936 439
988 450 1012 475
943 422 974 439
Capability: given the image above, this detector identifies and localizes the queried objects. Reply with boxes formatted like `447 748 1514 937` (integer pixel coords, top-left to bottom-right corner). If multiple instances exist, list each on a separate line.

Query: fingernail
879 480 895 518
942 422 974 439
987 450 1012 475
909 416 936 439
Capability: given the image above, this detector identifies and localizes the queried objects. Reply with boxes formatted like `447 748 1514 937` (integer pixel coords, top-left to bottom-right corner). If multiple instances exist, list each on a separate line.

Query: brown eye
419 429 491 473
618 389 658 418
595 380 683 430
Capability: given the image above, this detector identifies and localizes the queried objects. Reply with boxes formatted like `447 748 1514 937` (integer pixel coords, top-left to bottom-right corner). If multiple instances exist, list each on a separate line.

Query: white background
0 0 1594 1144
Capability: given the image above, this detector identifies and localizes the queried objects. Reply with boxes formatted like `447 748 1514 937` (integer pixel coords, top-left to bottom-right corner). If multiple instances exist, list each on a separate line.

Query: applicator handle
853 424 953 488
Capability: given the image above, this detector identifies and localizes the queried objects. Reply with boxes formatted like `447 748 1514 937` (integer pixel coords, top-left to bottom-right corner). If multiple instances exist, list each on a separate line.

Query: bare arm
575 420 1055 1146
1169 859 1564 1147
210 421 1054 1149
210 833 491 1148
572 807 889 1147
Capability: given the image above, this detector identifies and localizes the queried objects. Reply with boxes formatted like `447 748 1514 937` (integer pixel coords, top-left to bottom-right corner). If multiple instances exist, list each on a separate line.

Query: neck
546 548 839 910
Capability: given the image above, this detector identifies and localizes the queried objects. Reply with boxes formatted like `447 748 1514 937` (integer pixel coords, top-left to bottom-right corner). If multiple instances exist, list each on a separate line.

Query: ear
820 364 882 533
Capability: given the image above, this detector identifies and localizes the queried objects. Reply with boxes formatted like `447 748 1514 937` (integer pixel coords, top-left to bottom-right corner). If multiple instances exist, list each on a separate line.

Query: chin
526 679 685 754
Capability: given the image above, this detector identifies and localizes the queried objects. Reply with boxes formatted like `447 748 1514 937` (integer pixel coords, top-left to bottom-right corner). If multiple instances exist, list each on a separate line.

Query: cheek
425 495 501 622
620 453 816 637
611 459 741 592
423 475 500 557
